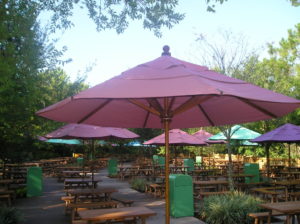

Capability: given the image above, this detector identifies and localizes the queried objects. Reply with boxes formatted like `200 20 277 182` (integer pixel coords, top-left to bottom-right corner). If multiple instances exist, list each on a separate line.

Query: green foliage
0 1 88 163
200 191 263 224
32 0 185 37
0 207 23 224
129 178 148 192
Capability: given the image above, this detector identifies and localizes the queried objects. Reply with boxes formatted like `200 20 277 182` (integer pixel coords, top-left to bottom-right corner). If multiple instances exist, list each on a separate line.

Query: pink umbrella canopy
37 46 300 129
143 129 208 146
193 129 226 144
36 46 300 223
45 123 139 140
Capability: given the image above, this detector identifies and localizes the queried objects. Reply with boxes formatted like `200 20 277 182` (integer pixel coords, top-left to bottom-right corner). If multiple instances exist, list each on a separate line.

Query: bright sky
50 0 300 86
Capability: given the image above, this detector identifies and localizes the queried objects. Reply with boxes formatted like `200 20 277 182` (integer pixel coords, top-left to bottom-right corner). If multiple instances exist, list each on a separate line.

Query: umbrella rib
128 99 160 116
147 98 164 114
172 95 214 116
143 110 151 128
78 99 112 123
197 105 215 126
239 98 277 118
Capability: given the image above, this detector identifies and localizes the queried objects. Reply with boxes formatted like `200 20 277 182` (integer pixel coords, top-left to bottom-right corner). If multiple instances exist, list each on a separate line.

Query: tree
192 29 257 76
0 1 88 162
205 0 299 12
37 0 185 37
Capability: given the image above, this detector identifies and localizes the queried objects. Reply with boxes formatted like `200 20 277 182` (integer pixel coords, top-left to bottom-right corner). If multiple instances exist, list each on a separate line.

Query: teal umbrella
46 139 82 145
209 125 261 144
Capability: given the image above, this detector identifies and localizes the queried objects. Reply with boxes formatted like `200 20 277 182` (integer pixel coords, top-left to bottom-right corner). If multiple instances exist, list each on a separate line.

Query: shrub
0 207 23 224
130 178 147 192
200 191 263 224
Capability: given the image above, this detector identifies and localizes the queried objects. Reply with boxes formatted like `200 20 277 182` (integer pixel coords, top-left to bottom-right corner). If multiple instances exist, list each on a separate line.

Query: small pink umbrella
37 46 300 223
144 129 208 165
144 129 208 146
45 123 139 184
192 130 225 167
193 129 226 145
45 123 139 140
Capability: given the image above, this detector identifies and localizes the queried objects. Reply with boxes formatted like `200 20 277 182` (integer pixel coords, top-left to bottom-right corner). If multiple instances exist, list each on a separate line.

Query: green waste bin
108 159 118 176
184 158 194 172
244 163 260 183
77 157 84 166
196 156 202 165
153 155 165 166
27 167 42 197
169 174 194 218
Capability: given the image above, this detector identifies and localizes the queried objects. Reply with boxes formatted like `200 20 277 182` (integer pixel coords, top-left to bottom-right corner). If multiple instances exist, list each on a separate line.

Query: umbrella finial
162 45 171 56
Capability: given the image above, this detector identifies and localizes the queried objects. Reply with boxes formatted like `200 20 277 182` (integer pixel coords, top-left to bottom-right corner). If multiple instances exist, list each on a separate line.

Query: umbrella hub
161 45 171 56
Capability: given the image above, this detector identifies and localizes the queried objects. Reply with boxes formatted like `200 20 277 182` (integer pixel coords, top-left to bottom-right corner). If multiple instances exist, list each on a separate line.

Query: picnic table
78 206 156 224
66 187 117 203
193 180 228 193
260 201 300 224
64 178 101 189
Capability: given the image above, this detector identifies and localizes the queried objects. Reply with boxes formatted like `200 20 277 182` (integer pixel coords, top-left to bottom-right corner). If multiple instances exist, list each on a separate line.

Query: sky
47 0 300 86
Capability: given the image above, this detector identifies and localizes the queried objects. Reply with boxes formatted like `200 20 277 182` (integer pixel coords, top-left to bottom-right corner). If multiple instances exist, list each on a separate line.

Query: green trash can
158 156 165 166
184 158 194 172
244 163 260 183
196 156 202 165
169 174 194 218
27 167 42 197
153 155 159 165
77 157 84 166
108 158 118 176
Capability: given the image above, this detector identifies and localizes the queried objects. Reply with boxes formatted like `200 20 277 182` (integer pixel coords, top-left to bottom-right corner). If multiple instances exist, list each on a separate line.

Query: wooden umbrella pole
163 97 171 224
164 117 170 224
288 143 291 169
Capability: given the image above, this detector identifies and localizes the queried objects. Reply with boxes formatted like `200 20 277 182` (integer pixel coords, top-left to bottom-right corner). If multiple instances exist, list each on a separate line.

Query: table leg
267 211 271 224
141 217 146 224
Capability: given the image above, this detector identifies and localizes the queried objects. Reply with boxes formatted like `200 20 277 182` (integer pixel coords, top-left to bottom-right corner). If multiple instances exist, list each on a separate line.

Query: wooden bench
0 194 11 206
248 210 283 224
61 196 75 214
148 184 164 198
69 201 119 221
111 196 134 207
289 191 300 201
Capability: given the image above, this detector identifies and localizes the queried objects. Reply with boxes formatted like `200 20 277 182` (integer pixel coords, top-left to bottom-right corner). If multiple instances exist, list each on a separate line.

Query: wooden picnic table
64 178 101 189
273 179 300 192
260 201 300 224
78 206 156 224
62 170 90 179
66 187 117 203
193 180 228 193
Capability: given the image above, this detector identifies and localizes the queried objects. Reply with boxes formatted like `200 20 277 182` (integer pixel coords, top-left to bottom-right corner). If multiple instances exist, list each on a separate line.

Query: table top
193 180 228 185
260 201 300 214
78 206 156 221
67 187 117 195
273 179 300 186
0 179 14 184
64 178 101 183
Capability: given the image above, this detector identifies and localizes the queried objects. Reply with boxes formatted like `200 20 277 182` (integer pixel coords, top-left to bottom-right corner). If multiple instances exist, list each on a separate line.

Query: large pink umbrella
37 46 300 223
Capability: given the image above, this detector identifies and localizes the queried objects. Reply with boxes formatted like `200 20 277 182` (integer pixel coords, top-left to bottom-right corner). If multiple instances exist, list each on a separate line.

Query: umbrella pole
288 143 291 169
265 144 270 179
162 96 171 224
164 118 171 224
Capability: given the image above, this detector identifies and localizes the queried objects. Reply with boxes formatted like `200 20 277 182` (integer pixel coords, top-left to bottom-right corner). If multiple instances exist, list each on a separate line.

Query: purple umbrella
251 123 300 175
